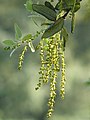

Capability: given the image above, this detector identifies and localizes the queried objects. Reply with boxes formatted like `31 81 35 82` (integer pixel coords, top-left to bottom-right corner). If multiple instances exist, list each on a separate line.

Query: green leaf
22 34 32 41
62 27 68 41
3 40 15 46
25 0 33 11
14 23 22 40
55 0 71 11
32 4 56 21
61 27 68 51
45 1 56 12
74 2 80 12
71 13 75 33
41 22 53 26
55 1 61 10
42 18 64 38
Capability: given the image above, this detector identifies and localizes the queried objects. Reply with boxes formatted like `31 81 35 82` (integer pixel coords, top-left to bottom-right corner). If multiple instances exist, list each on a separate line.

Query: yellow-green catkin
35 39 46 90
47 34 58 117
18 45 28 70
47 71 57 118
60 37 66 99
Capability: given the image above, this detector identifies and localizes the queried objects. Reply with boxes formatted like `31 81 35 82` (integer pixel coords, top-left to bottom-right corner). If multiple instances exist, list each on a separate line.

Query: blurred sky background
0 0 90 120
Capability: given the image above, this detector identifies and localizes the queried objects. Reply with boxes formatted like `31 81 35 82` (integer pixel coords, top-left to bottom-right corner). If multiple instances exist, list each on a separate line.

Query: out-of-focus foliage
82 0 90 21
0 0 90 120
72 0 90 65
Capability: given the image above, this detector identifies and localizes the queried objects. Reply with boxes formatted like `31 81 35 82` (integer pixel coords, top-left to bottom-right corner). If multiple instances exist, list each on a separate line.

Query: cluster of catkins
35 32 66 117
